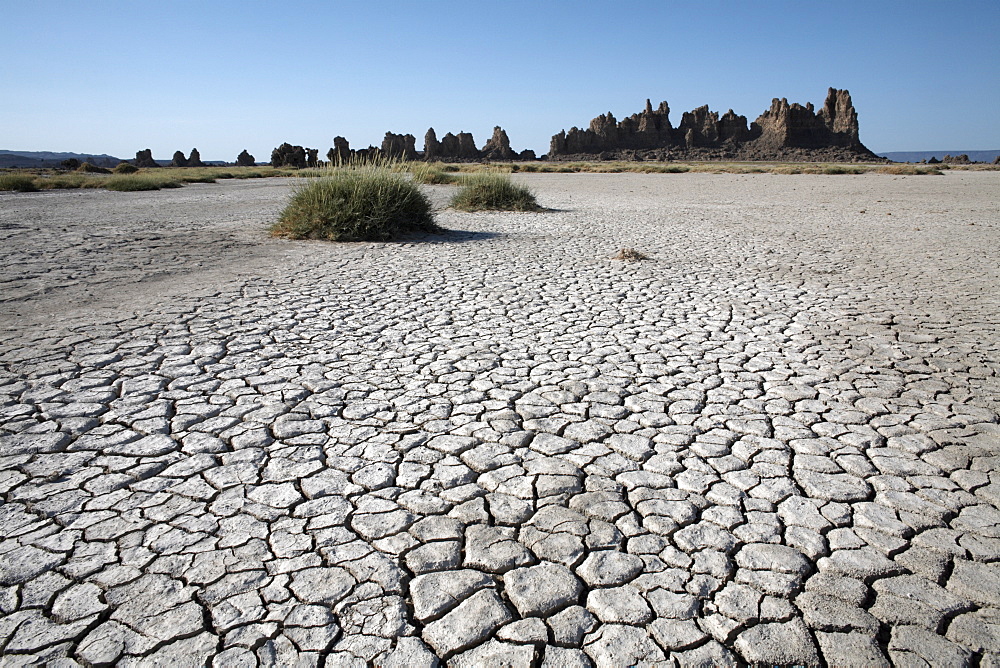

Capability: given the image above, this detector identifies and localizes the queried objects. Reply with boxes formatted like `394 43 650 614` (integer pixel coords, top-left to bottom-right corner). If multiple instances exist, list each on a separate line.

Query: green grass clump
877 165 943 176
36 174 96 189
820 165 865 175
271 162 438 241
105 174 183 191
450 171 541 211
77 162 111 174
407 162 456 185
0 173 40 192
177 171 217 183
113 162 139 174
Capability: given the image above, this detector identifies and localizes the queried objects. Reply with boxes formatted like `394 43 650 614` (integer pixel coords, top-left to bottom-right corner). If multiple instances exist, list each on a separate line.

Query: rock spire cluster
549 88 880 162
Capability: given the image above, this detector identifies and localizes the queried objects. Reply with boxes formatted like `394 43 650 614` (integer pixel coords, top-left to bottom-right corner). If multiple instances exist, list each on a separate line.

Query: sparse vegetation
821 165 865 175
406 162 456 185
77 162 111 174
0 174 40 192
877 165 943 176
105 174 183 191
0 159 973 197
450 171 541 212
611 248 650 261
271 161 438 241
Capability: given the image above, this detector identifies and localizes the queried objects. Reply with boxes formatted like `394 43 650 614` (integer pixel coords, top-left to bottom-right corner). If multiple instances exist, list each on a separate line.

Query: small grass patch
271 161 438 241
77 162 111 174
407 162 456 185
36 174 99 189
821 165 865 175
611 248 650 261
113 162 139 174
177 172 217 183
105 174 183 191
0 173 40 192
877 165 943 176
450 171 541 211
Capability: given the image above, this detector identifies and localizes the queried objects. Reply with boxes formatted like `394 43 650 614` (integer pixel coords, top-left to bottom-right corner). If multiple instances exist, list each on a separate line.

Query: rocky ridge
549 88 884 162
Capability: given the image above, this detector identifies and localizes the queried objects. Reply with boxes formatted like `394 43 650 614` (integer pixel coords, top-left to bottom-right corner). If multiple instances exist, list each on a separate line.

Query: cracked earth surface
0 172 998 666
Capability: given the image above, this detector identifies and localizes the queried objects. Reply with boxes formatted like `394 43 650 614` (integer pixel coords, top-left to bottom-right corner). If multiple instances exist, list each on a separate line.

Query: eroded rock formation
481 126 517 161
438 132 481 161
382 132 418 161
271 143 310 168
549 88 881 162
424 128 440 161
236 150 255 166
327 137 351 164
169 148 204 168
134 149 159 168
322 126 528 164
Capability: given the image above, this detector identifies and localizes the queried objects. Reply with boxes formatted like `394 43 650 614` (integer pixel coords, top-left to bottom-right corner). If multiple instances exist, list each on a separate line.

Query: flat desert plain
1 171 999 666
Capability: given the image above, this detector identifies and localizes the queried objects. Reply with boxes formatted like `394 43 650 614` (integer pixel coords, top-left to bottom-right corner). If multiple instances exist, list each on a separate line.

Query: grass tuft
271 161 438 241
450 171 541 211
820 165 865 175
113 162 139 174
611 248 650 261
407 162 456 185
105 174 183 191
876 165 943 176
77 162 111 174
0 173 40 192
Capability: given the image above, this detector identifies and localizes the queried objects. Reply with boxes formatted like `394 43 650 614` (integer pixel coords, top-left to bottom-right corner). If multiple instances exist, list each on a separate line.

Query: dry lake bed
1 171 999 666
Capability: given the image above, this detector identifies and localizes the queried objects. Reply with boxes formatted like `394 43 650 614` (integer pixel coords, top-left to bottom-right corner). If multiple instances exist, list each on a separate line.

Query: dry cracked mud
1 172 999 666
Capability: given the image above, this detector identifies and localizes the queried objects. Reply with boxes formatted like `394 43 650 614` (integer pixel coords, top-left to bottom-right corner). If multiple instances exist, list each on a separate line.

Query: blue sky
2 0 998 160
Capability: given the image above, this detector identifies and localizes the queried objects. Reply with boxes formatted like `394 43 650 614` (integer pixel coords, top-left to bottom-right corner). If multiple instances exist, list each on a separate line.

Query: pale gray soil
0 172 998 666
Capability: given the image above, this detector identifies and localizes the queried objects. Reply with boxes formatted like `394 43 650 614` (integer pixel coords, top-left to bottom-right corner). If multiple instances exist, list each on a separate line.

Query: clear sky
3 0 998 161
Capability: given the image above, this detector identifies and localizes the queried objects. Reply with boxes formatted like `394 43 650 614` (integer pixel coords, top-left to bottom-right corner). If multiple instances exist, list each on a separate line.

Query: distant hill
0 150 122 168
879 150 1000 163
